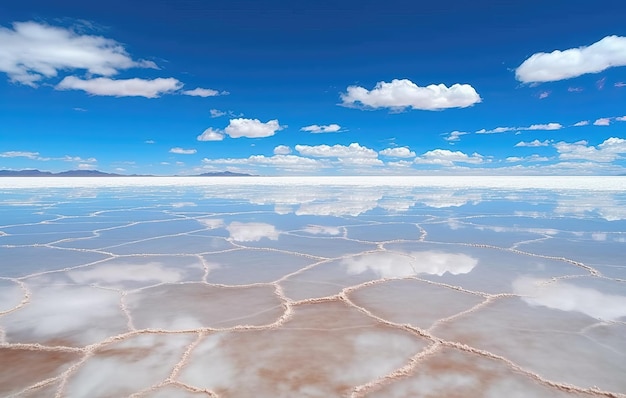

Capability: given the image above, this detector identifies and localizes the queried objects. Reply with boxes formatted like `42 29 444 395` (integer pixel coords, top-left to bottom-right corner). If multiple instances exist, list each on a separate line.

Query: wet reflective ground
1 177 625 397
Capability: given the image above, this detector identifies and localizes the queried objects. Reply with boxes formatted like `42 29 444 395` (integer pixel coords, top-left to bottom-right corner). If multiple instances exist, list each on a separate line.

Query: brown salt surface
126 283 285 330
433 296 626 393
348 278 485 329
177 301 429 397
0 347 81 395
366 347 587 398
62 333 195 398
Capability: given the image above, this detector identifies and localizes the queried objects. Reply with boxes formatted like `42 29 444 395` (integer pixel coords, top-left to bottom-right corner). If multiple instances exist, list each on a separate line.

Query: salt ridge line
2 205 624 396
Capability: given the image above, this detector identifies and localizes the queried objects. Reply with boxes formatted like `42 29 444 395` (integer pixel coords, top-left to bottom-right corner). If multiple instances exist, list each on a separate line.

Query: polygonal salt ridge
0 278 30 315
177 300 430 397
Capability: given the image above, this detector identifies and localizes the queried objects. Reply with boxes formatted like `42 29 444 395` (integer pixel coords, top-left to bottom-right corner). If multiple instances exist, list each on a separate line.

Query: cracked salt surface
0 176 625 397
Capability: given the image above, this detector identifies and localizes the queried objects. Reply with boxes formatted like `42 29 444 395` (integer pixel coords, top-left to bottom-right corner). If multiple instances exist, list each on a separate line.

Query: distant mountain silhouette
0 169 254 177
195 171 254 177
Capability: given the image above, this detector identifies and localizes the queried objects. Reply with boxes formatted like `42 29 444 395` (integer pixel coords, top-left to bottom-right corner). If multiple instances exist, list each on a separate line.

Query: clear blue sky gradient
1 0 625 175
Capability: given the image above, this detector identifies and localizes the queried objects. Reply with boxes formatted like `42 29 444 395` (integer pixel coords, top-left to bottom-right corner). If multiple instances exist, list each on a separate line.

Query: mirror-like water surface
1 177 625 397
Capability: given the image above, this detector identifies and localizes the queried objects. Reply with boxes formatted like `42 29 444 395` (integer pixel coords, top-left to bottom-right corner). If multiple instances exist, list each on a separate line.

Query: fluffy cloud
515 35 626 83
475 126 515 134
227 222 279 242
182 88 223 97
224 118 284 138
444 130 468 142
573 120 589 127
300 124 342 133
515 139 551 147
379 147 416 158
554 137 626 162
197 128 224 141
56 76 182 98
202 154 322 170
169 147 197 155
0 21 157 85
340 79 481 111
295 143 378 158
594 118 611 126
273 145 291 155
525 123 562 131
0 151 39 159
414 149 484 166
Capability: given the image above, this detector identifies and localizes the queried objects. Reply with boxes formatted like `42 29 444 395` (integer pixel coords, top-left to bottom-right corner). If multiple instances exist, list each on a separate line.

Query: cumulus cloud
203 154 323 170
224 118 284 138
197 128 224 141
0 21 157 86
169 147 197 155
340 79 481 111
515 35 626 83
525 123 562 131
56 76 182 98
300 124 342 133
554 137 626 162
414 149 484 166
0 151 39 159
182 88 223 97
573 120 589 127
273 145 291 155
515 139 551 147
295 143 378 158
444 130 468 142
379 147 416 158
594 118 611 126
475 127 515 134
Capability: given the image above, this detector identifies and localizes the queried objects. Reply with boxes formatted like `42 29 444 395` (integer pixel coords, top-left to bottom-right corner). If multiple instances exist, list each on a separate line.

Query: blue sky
1 0 626 175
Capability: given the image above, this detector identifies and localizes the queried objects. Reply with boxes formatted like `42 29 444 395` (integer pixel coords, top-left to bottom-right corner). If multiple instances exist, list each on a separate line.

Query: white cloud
0 151 39 159
573 120 589 127
273 145 291 155
515 139 551 147
594 118 611 126
0 21 157 86
182 88 222 97
538 91 550 99
338 157 384 166
197 127 224 141
77 163 95 169
224 118 284 138
444 130 468 142
295 143 378 158
414 149 484 166
210 109 226 118
475 127 515 134
568 87 583 92
169 147 197 155
525 123 562 131
61 155 97 163
226 222 279 242
554 137 626 162
340 79 481 111
616 116 626 122
506 154 550 163
515 35 626 83
300 124 342 133
615 82 626 88
203 154 323 170
145 140 155 144
56 76 182 98
379 147 416 158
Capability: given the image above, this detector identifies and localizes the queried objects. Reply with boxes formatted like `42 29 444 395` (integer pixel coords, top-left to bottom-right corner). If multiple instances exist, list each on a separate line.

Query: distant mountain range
0 169 254 177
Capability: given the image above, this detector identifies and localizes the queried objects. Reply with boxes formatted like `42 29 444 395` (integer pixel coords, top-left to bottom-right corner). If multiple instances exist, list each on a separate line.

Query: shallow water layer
0 177 625 397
